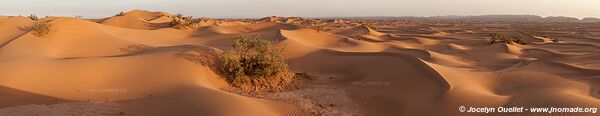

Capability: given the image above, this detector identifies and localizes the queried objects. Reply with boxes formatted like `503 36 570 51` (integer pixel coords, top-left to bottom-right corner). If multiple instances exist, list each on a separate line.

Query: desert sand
1 10 600 116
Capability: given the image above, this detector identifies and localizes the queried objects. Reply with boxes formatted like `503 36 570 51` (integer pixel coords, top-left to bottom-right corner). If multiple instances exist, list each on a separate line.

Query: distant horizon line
2 13 598 20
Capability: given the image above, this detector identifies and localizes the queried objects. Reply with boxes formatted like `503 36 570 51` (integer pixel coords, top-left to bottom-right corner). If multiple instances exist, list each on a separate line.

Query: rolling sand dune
206 22 297 35
0 86 68 108
0 17 35 46
101 10 171 30
1 10 600 116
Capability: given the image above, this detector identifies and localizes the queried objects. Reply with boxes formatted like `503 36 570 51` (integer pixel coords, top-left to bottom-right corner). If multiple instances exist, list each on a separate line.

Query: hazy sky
1 0 599 18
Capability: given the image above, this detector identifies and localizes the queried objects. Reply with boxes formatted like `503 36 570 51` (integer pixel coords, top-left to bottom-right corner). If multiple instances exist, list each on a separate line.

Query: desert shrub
174 13 184 19
360 22 378 30
302 24 328 32
28 14 39 20
305 19 321 24
221 51 245 79
115 12 125 16
220 34 293 91
198 17 212 22
541 35 560 43
170 14 195 29
300 19 329 32
541 35 550 38
32 22 52 37
551 38 560 43
489 33 526 45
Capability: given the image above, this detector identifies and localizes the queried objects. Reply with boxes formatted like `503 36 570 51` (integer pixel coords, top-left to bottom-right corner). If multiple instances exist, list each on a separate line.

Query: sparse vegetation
170 13 196 29
541 35 560 43
551 38 560 43
302 24 328 32
32 22 52 37
541 35 550 38
220 34 293 91
489 33 527 45
198 17 212 22
28 14 39 20
360 22 378 30
301 19 329 32
115 12 125 16
174 13 184 19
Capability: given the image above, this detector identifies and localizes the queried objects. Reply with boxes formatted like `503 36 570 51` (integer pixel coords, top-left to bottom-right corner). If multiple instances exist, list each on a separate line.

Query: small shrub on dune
302 24 328 32
220 34 293 91
32 22 52 37
305 19 323 24
551 38 560 43
170 14 196 29
174 13 184 19
541 35 550 38
198 17 212 22
300 20 329 32
115 12 125 16
28 14 39 20
510 35 526 44
489 33 527 45
360 22 378 30
540 35 560 43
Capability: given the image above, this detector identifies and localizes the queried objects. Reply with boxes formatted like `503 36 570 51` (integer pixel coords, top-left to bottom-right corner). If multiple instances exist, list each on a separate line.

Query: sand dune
205 22 297 35
0 86 68 108
286 49 451 115
0 17 35 47
1 10 600 116
101 10 171 30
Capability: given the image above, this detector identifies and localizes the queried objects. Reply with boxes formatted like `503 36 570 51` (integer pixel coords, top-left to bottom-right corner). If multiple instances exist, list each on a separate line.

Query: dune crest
100 10 172 30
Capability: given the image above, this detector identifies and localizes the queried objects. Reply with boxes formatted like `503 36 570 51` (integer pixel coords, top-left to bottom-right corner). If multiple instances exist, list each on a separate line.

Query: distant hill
330 15 600 22
542 16 580 22
581 17 600 22
431 15 544 22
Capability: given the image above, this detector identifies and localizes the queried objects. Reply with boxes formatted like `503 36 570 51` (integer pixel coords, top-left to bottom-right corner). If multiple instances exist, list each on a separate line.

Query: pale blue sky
1 0 599 18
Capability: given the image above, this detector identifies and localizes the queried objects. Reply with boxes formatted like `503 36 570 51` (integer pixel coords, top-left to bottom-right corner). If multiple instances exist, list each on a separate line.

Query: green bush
220 34 293 91
32 22 52 37
489 33 526 45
